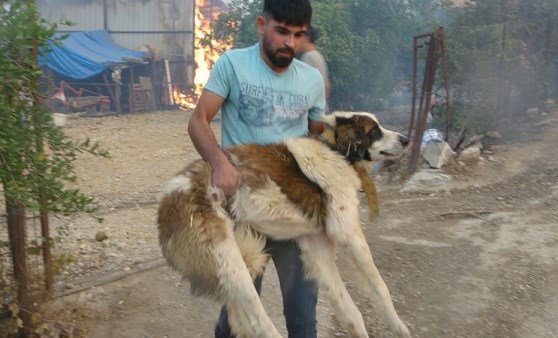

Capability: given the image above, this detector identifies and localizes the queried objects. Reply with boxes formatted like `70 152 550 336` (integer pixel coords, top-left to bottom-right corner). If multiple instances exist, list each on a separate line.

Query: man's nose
284 34 295 48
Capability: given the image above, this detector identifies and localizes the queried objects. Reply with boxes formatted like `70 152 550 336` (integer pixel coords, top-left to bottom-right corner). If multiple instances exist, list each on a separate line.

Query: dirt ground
41 105 558 338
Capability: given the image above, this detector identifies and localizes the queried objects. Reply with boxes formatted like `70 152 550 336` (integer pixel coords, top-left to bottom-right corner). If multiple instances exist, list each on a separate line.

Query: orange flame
175 4 232 110
173 88 197 110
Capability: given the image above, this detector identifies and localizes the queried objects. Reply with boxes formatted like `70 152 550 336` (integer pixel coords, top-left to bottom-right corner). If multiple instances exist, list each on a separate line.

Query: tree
443 0 558 132
211 0 558 131
0 0 106 332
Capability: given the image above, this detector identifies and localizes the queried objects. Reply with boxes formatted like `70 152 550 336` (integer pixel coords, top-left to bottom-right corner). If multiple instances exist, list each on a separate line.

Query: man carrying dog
187 0 326 337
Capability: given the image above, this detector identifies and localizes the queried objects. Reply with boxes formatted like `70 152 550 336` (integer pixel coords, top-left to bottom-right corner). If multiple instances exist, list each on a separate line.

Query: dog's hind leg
298 233 369 338
214 227 281 338
328 223 411 338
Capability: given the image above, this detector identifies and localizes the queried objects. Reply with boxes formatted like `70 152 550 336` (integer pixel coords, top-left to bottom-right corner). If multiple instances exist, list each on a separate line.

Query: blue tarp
39 30 145 80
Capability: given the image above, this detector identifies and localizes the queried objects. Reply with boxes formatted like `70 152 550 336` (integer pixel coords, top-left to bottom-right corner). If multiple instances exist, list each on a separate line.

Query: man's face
258 16 307 71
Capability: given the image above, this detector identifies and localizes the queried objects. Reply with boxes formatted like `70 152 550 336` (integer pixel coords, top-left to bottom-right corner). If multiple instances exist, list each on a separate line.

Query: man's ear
256 16 265 36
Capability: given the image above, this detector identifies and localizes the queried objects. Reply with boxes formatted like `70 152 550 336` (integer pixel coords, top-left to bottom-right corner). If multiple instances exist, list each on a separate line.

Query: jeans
214 239 318 338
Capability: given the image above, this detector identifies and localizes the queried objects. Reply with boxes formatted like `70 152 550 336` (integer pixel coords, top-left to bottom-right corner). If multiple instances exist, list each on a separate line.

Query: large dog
158 111 411 338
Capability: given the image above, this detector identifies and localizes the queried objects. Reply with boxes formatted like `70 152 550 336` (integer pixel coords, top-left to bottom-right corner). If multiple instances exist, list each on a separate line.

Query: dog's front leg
330 225 411 338
215 235 282 338
297 233 369 338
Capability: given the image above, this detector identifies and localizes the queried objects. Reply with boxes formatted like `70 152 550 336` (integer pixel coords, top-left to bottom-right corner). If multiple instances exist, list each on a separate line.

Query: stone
459 146 482 164
422 141 455 169
95 230 109 242
401 169 453 192
485 131 502 139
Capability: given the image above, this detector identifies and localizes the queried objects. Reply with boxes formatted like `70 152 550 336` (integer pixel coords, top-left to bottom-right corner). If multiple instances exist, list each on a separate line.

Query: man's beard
262 35 294 69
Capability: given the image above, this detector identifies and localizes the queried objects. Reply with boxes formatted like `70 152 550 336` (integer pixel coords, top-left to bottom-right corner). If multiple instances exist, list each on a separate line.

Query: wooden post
103 72 121 114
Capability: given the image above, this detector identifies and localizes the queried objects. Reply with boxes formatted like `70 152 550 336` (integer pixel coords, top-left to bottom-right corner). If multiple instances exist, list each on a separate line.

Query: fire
173 88 197 110
175 3 232 110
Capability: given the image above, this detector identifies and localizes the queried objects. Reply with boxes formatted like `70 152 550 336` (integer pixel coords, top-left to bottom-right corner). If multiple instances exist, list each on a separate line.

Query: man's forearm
188 112 229 167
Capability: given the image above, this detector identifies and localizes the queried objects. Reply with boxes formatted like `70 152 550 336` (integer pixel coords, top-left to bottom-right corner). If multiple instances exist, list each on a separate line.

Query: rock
95 231 108 242
459 134 485 150
485 131 502 139
422 141 455 169
401 169 453 192
526 107 539 116
459 146 482 164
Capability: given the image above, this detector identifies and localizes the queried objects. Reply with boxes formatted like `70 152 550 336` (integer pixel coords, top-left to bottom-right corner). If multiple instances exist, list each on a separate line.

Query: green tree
443 0 558 132
1 0 105 217
0 1 106 330
212 0 262 49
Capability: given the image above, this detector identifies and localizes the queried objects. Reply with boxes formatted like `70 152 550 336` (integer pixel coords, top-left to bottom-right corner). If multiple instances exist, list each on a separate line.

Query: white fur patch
162 175 191 197
231 181 321 240
283 138 360 193
322 111 378 127
284 137 362 242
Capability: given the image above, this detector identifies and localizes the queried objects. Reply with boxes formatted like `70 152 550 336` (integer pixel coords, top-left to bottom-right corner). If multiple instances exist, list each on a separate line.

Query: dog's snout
399 134 409 147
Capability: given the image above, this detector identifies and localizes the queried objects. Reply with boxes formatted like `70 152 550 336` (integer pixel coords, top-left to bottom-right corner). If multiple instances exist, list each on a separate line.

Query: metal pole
438 28 452 141
408 31 439 174
408 36 419 139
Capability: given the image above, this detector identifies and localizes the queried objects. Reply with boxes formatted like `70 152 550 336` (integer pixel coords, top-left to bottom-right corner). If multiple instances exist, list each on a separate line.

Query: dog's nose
399 135 409 147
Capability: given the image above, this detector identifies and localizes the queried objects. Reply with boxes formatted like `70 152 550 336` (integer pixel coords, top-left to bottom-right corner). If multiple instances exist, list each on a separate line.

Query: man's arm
188 89 242 197
302 52 331 99
308 118 325 135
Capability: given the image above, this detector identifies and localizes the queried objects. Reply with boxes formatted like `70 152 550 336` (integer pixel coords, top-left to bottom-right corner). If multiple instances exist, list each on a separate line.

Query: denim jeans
214 239 318 338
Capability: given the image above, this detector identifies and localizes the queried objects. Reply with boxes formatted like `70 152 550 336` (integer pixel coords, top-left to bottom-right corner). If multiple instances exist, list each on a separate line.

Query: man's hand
210 156 242 198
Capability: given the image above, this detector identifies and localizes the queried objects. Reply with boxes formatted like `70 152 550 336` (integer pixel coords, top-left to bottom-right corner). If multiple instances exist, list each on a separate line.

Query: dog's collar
319 126 337 148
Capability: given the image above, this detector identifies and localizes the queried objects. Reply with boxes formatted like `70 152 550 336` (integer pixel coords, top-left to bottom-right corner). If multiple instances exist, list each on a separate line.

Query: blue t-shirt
204 43 326 148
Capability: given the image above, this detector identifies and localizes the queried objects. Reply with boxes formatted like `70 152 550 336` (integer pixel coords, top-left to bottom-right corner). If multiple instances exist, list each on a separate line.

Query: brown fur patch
158 161 229 297
228 144 328 225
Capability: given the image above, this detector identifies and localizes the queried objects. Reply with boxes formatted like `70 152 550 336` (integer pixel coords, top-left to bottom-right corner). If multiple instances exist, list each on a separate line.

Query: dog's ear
335 114 383 162
354 115 377 136
335 118 374 162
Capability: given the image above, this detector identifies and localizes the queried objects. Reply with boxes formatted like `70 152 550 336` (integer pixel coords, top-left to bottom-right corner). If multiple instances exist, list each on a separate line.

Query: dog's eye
370 125 382 139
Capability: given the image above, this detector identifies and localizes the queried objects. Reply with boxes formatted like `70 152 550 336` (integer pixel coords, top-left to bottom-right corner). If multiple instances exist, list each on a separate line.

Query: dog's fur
157 112 411 338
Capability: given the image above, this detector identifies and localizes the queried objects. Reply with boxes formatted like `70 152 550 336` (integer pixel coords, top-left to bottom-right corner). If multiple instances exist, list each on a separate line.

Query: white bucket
52 113 67 127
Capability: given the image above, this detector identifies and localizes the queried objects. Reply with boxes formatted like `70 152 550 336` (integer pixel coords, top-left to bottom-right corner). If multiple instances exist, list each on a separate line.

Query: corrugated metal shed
39 0 202 90
36 0 195 63
37 0 228 111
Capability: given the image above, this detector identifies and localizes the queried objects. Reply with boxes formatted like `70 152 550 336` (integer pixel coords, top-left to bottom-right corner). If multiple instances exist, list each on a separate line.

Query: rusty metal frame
407 27 452 175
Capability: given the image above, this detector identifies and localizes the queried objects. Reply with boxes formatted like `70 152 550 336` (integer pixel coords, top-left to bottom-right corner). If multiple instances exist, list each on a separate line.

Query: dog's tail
233 224 269 280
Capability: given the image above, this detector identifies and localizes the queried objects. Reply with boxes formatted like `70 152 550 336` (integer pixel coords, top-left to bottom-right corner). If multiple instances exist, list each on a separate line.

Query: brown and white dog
157 111 411 338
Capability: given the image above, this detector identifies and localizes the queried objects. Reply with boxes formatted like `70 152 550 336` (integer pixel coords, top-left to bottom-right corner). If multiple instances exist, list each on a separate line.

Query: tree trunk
5 198 31 335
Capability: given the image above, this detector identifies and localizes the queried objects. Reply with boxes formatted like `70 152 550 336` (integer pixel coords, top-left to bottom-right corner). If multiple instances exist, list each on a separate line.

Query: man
187 0 326 337
298 25 331 100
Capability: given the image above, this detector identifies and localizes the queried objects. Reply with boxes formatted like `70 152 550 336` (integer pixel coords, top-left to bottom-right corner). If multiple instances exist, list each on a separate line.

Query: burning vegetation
173 3 232 110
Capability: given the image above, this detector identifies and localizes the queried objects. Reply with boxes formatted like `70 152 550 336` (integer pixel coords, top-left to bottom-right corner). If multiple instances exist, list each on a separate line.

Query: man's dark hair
306 25 320 43
263 0 312 26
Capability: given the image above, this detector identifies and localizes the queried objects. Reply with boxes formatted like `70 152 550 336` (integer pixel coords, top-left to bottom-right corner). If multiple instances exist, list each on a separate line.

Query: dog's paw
396 322 411 338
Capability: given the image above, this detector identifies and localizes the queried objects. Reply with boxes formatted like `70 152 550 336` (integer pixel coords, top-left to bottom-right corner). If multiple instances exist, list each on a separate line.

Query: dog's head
321 111 409 163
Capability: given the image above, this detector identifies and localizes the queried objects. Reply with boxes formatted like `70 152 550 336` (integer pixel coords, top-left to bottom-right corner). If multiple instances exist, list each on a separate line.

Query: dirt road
45 107 558 338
